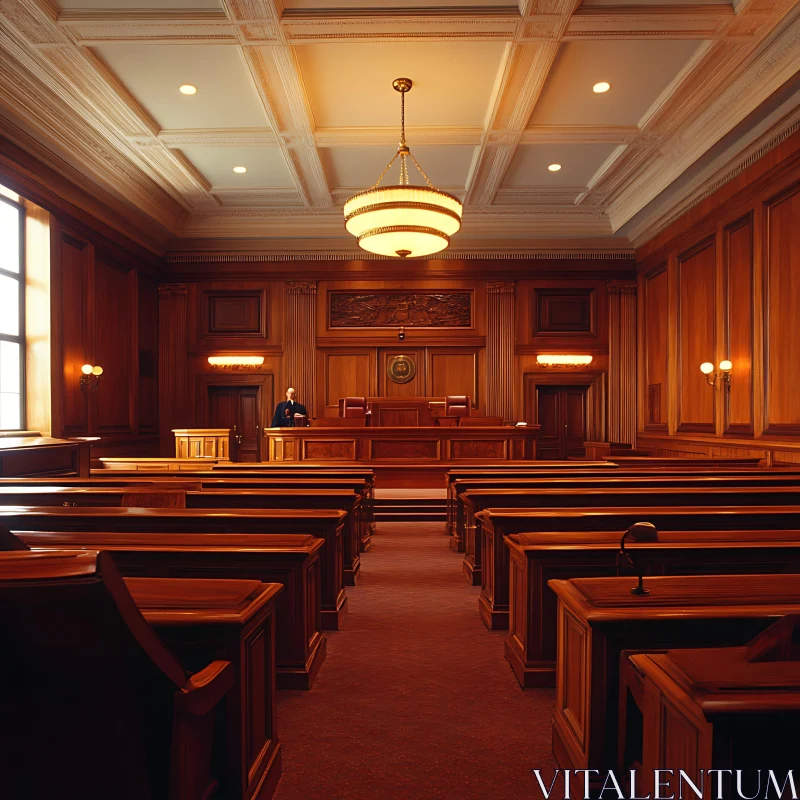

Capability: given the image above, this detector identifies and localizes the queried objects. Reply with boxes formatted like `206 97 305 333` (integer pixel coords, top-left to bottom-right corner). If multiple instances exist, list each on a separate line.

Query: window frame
0 192 26 432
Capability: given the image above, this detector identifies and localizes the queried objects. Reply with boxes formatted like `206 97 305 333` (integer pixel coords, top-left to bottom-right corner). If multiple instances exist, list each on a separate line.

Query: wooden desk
548 575 800 780
127 577 283 800
1 506 347 629
625 647 800 798
0 435 94 477
503 530 800 687
22 531 326 689
466 486 800 615
265 426 540 487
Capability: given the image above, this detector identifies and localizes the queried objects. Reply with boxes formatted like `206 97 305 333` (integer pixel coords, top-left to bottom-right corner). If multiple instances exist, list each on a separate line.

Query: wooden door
209 386 261 462
536 386 587 460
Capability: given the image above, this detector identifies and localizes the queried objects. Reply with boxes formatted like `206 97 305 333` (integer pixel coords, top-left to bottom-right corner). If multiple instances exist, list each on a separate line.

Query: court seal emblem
387 355 416 384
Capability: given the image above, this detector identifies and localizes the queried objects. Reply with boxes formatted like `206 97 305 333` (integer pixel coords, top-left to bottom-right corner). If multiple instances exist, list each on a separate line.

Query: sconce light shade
79 364 103 392
719 360 733 372
537 354 593 367
700 362 714 375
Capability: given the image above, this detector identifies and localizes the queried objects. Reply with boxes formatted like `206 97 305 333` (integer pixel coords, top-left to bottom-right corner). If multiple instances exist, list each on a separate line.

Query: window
0 191 24 430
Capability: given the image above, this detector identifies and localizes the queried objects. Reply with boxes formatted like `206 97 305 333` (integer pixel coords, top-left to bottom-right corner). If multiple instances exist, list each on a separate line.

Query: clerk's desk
264 424 540 487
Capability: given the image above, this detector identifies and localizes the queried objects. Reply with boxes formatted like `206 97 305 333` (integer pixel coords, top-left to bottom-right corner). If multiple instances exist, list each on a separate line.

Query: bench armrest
175 660 234 718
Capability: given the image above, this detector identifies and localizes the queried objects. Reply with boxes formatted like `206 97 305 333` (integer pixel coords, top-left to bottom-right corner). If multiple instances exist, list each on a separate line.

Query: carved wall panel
451 439 506 460
370 439 440 460
201 289 266 338
677 238 716 433
765 184 800 435
329 291 471 328
534 289 595 336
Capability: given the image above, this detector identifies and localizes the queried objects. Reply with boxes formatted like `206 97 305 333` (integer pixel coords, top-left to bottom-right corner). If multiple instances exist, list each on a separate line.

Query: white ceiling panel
321 145 475 192
295 42 507 129
504 143 619 187
180 146 296 189
92 44 268 130
529 40 704 127
58 0 222 7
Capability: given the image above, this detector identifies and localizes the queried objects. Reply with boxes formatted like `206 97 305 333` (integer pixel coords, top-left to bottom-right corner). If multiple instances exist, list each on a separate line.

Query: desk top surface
127 577 282 624
551 575 800 620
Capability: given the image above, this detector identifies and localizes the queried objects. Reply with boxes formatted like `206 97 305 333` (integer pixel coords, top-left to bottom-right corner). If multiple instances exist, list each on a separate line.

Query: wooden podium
172 428 230 460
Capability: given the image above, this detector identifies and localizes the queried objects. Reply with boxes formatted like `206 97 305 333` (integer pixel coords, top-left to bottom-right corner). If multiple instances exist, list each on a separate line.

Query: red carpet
273 522 557 800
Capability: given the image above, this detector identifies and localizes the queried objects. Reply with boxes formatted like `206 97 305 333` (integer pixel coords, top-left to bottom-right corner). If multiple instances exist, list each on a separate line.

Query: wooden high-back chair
0 549 233 800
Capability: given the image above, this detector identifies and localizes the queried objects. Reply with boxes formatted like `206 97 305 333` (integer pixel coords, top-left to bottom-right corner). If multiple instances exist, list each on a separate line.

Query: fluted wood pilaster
158 284 189 456
285 281 317 415
608 280 638 444
486 281 515 422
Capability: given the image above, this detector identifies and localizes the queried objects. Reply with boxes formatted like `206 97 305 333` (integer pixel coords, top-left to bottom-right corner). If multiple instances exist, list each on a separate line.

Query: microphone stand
618 522 658 596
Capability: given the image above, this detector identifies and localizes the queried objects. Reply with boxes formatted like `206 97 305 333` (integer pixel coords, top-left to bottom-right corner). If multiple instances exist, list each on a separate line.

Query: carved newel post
285 281 317 416
486 280 515 422
608 280 637 445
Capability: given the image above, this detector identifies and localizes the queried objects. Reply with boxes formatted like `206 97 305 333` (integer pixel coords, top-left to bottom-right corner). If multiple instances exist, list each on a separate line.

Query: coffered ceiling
0 0 798 259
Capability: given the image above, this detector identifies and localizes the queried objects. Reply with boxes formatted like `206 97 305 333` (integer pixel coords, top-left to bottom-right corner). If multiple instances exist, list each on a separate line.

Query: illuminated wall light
80 363 103 392
233 166 247 174
537 354 593 367
700 359 732 389
593 82 611 93
548 164 562 172
208 356 265 370
179 84 197 95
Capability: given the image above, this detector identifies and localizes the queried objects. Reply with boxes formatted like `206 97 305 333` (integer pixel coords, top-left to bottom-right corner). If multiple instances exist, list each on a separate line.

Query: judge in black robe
271 387 308 427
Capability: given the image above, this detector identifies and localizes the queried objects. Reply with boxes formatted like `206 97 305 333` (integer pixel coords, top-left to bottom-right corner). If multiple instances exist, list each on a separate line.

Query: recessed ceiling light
593 81 611 94
233 166 247 174
179 84 197 95
548 164 562 172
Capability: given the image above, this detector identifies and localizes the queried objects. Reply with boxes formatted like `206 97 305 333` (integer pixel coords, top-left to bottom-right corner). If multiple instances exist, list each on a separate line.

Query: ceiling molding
0 0 796 257
627 105 800 247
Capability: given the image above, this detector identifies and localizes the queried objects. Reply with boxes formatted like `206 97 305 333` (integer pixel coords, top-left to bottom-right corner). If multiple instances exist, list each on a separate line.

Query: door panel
564 388 587 458
238 387 260 462
536 388 562 460
209 386 261 462
536 385 587 460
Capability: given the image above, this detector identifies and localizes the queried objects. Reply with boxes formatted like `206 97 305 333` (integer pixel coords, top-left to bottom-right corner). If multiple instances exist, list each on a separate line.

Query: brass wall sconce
80 364 103 392
700 360 732 389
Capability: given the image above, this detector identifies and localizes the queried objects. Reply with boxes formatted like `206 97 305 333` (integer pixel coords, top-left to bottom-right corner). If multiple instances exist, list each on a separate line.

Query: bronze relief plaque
330 291 471 328
387 355 416 384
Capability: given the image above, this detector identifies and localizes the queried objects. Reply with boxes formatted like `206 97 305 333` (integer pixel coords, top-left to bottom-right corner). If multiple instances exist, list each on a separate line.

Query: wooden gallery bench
88 469 377 549
549 575 800 785
17 530 326 689
461 483 800 586
0 507 348 630
0 550 237 800
449 470 800 554
501 529 800 688
471 488 800 624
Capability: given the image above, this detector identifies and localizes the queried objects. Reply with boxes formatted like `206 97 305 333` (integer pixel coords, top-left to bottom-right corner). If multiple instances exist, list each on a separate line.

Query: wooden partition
637 129 800 464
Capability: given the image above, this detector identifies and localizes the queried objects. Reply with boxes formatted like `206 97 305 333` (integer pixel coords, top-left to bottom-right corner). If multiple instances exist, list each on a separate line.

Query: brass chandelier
343 78 463 258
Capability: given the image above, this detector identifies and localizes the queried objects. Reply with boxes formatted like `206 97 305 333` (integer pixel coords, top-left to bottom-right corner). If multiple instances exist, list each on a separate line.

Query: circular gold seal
387 355 416 384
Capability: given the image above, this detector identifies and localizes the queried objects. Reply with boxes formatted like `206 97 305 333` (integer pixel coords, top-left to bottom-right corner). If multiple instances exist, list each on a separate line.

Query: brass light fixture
343 78 463 259
700 360 732 389
536 355 594 368
80 363 103 392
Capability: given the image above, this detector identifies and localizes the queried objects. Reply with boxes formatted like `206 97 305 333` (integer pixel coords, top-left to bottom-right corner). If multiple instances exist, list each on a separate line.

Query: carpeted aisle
273 521 557 800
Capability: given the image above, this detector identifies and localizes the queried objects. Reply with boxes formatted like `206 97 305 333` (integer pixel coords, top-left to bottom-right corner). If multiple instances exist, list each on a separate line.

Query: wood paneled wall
162 269 631 450
637 129 800 464
1 138 163 459
50 220 160 457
